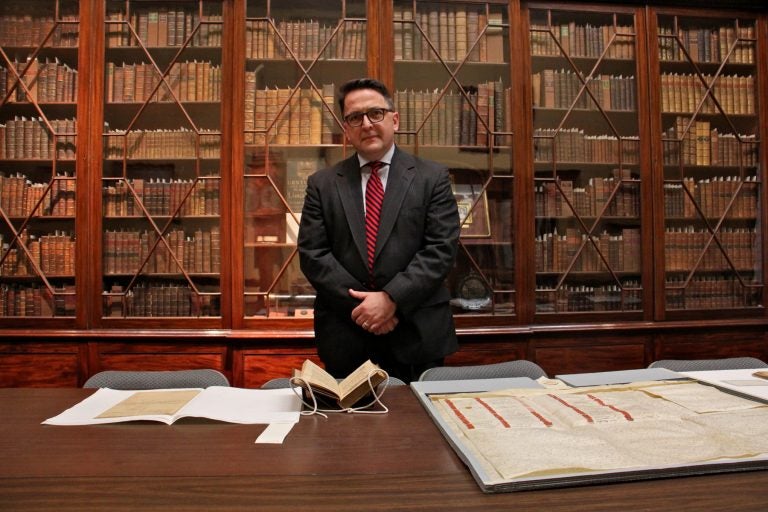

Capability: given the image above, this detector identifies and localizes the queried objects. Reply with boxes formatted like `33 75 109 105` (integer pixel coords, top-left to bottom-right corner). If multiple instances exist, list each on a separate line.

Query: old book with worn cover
292 359 386 409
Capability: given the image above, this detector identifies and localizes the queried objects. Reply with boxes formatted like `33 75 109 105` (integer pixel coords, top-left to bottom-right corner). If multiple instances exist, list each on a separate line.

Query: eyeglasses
343 107 393 127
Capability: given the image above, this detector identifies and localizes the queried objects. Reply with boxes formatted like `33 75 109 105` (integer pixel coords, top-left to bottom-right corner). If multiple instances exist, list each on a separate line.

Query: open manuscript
43 387 302 426
292 359 387 409
415 379 768 492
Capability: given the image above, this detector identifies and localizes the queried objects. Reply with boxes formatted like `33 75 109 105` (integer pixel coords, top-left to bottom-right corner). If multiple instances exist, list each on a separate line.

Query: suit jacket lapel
376 148 414 257
335 156 368 265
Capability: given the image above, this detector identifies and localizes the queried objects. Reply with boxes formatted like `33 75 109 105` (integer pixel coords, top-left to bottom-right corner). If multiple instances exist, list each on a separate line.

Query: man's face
342 88 399 161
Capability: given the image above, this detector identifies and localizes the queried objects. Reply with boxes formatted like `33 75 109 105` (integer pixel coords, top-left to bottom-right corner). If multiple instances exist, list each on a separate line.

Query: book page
430 381 768 483
298 360 339 395
97 390 200 418
178 387 301 424
338 360 385 398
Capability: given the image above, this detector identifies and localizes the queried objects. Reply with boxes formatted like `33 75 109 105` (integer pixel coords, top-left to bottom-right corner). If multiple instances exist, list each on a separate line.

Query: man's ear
392 111 400 131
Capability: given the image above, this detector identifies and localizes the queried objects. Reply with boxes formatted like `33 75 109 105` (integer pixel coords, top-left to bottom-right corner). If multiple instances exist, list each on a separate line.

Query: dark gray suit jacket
298 147 460 373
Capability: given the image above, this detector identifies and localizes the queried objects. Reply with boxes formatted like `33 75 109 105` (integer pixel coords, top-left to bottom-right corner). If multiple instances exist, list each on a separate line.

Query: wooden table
1 387 767 511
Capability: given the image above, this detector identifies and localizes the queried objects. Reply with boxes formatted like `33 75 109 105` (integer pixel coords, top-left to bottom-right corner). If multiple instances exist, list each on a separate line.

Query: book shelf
0 0 80 321
239 0 367 320
391 0 516 318
98 0 224 322
0 1 766 387
650 10 763 318
526 3 648 318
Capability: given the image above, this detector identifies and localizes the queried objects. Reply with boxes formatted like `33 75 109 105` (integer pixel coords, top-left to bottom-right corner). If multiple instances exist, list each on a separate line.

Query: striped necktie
364 161 384 277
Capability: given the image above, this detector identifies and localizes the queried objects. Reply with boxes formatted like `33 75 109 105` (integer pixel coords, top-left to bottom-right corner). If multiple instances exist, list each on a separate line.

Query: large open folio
412 372 768 492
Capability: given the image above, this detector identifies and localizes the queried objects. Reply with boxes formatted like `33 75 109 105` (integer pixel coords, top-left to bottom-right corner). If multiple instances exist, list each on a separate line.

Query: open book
292 359 387 409
42 386 302 426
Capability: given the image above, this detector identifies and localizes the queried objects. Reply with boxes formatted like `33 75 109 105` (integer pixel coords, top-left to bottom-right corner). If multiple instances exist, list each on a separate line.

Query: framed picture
450 168 491 238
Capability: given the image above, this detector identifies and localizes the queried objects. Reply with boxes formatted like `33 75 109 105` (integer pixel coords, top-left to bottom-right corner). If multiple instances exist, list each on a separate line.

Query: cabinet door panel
652 10 763 316
241 0 367 320
0 0 80 322
100 0 223 322
528 4 645 318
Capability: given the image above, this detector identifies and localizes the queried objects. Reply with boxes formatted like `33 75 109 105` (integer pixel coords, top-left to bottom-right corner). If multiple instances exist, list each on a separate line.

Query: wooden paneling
654 328 768 362
239 346 320 387
532 335 650 376
0 343 81 387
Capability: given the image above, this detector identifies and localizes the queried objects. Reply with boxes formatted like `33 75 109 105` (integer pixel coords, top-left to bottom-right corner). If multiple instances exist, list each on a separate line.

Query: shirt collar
357 144 396 170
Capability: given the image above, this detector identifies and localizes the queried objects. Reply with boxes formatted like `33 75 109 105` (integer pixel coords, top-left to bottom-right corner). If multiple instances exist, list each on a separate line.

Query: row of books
532 70 636 111
1 229 74 277
536 281 643 313
0 172 75 217
535 228 641 273
106 61 222 103
665 276 760 310
0 14 79 47
103 128 220 159
662 117 759 167
657 25 756 64
535 175 640 218
105 8 222 48
665 227 756 272
663 176 758 219
393 81 509 147
660 73 755 115
103 178 220 217
102 283 219 317
0 284 75 317
393 5 505 63
245 19 366 61
1 58 78 103
244 81 335 146
103 227 221 275
0 117 76 160
533 129 640 164
529 22 636 59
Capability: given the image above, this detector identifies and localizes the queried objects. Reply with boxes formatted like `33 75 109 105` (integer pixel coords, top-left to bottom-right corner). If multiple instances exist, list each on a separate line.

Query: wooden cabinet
0 0 766 386
0 0 82 327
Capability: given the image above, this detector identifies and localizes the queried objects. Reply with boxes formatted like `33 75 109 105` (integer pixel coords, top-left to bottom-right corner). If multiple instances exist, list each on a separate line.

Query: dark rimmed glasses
343 107 393 127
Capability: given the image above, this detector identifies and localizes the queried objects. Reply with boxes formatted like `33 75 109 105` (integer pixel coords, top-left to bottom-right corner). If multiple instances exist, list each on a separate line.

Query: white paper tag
255 422 295 444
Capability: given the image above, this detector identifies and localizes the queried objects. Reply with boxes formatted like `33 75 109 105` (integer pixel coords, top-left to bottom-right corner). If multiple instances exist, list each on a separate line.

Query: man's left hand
349 289 398 334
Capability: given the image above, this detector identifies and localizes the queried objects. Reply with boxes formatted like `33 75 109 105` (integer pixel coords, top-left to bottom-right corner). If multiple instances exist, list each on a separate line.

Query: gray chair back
419 360 548 381
83 369 229 389
648 357 768 372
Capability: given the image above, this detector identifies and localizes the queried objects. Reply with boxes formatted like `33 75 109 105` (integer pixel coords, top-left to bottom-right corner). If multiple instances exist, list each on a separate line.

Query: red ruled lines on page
444 397 555 429
511 396 553 427
548 394 594 423
445 399 475 429
586 394 634 421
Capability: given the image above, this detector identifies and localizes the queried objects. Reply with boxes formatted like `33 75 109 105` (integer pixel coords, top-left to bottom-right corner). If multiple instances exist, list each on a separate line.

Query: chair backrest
648 357 768 372
419 360 548 381
260 376 406 389
83 369 229 389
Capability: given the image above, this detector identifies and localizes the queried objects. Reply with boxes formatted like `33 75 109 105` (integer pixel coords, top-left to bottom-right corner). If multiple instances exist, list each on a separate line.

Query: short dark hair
338 78 395 114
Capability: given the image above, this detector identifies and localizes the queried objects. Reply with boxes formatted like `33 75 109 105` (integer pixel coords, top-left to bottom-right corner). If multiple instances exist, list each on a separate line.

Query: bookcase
648 8 764 320
0 0 81 325
525 3 651 320
0 0 766 387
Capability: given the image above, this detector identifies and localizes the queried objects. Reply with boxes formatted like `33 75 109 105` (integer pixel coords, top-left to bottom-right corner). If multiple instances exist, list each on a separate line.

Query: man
298 78 460 383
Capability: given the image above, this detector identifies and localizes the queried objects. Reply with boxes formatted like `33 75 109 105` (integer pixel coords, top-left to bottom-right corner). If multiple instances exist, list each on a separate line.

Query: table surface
2 387 768 511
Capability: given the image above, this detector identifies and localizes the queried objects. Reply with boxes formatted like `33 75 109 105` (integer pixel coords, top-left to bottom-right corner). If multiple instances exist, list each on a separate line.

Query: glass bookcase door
242 0 366 318
528 5 644 317
393 0 515 318
653 12 762 314
100 0 223 319
0 0 80 320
